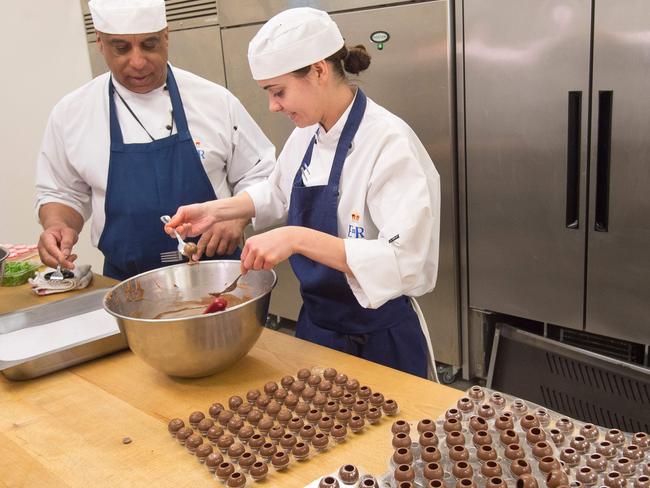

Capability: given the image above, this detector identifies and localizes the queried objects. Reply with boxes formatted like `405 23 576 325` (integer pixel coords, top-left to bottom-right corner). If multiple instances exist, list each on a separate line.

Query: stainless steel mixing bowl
103 261 276 378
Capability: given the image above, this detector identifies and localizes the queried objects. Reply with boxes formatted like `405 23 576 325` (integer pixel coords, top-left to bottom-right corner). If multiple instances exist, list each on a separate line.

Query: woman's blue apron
287 89 427 377
98 66 239 280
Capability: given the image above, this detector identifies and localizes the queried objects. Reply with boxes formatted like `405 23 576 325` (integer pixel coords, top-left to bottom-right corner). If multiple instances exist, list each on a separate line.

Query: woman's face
257 68 323 128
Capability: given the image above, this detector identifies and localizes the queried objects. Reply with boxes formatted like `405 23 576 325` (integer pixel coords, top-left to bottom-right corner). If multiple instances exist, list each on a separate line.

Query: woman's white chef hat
89 0 167 35
248 7 344 81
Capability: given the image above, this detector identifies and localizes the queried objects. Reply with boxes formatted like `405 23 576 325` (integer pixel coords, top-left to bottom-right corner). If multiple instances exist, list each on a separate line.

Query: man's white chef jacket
35 66 276 246
246 94 440 309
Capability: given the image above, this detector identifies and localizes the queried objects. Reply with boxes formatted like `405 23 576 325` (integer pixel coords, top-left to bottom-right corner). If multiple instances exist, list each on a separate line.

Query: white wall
0 1 104 271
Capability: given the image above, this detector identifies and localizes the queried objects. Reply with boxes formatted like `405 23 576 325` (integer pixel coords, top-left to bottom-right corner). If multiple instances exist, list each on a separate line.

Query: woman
167 7 440 378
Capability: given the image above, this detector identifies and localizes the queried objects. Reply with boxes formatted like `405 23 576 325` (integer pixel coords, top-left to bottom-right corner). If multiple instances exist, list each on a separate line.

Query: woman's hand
240 227 298 272
165 202 218 238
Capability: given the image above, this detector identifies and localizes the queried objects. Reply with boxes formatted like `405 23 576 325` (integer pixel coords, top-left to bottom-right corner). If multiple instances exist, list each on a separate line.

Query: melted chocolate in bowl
153 293 249 319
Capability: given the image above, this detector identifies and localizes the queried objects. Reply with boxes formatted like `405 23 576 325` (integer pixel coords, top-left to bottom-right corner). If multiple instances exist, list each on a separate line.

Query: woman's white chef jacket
35 66 276 246
246 94 440 309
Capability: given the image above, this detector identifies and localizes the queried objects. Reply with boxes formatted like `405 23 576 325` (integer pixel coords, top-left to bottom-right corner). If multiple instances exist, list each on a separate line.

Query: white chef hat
248 7 344 80
89 0 167 35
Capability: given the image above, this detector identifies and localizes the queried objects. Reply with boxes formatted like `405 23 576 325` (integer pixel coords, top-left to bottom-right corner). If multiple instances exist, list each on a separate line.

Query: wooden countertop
0 278 464 488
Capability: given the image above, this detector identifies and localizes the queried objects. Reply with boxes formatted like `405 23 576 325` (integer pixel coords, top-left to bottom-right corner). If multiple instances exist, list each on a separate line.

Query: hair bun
343 44 371 74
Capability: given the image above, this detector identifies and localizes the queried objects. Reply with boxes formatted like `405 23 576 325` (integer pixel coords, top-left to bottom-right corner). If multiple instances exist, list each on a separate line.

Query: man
36 0 275 280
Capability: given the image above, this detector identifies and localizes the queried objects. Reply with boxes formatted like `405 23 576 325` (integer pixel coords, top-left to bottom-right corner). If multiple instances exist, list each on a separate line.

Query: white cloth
89 0 166 34
248 7 344 80
245 94 440 309
35 66 276 247
29 265 93 296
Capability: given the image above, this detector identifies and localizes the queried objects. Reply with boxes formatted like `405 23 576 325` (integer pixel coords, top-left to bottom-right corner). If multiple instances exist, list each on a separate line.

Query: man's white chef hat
89 0 167 35
248 7 344 81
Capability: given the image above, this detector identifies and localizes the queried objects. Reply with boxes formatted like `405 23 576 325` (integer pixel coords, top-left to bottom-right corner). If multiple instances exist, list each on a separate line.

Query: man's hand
38 225 79 269
194 218 249 260
38 203 84 269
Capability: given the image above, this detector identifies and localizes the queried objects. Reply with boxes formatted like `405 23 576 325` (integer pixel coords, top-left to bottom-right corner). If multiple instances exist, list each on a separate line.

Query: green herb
2 261 40 286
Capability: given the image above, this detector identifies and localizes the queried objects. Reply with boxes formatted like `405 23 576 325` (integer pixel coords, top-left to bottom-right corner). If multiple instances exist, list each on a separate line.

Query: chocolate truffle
604 472 626 488
307 374 322 387
392 432 412 450
632 431 650 450
299 424 316 442
168 418 185 437
450 445 470 462
366 407 382 424
246 409 263 427
345 378 360 393
576 466 598 486
207 425 224 445
444 418 462 433
226 472 246 488
510 459 532 477
323 368 337 380
555 417 574 434
280 375 295 389
249 461 268 482
579 423 599 442
452 461 473 479
339 464 359 484
526 427 546 445
421 446 442 463
349 415 365 433
227 442 245 462
236 403 252 418
319 476 340 488
331 424 347 443
586 453 607 472
329 385 345 400
468 385 485 400
456 397 474 413
500 429 519 446
469 415 488 433
271 451 290 471
487 478 507 488
445 408 463 420
489 392 506 409
495 415 515 431
216 433 235 453
197 417 214 436
216 461 235 482
549 429 565 446
336 408 352 426
274 388 288 404
318 380 333 393
537 456 561 474
473 430 493 447
341 393 356 407
259 442 277 462
394 464 416 483
505 443 525 460
312 432 329 451
246 389 261 405
290 380 306 395
306 408 322 425
268 425 285 445
534 408 551 427
209 403 225 420
481 461 503 478
294 401 310 418
237 425 254 444
292 441 310 461
228 395 244 412
189 411 205 428
257 416 274 435
478 404 496 419
248 433 265 452
546 470 569 488
284 392 300 410
176 426 194 445
511 399 529 417
255 394 271 411
186 433 203 454
195 442 213 463
227 416 244 434
277 407 293 426
324 401 340 415
477 445 497 461
264 381 278 396
353 400 369 417
318 415 334 433
517 474 539 488
417 419 436 434
369 392 385 407
266 399 282 419
520 414 539 431
280 432 297 452
445 431 465 447
571 436 590 454
301 385 317 402
623 444 643 462
532 441 553 459
312 392 328 410
423 462 445 481
296 368 311 381
217 409 234 427
287 417 304 434
420 431 439 448
393 447 414 465
205 451 224 473
383 399 399 416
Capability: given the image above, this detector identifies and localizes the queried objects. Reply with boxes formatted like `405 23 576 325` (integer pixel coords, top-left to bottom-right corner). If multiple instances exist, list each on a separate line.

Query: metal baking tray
0 289 127 380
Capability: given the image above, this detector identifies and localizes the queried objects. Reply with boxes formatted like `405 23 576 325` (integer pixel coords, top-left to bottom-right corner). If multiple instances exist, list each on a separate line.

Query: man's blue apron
287 89 428 377
98 66 239 280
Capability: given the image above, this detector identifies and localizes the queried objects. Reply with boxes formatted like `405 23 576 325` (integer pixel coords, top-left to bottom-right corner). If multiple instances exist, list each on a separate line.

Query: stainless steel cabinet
462 0 650 344
220 0 461 366
586 0 650 344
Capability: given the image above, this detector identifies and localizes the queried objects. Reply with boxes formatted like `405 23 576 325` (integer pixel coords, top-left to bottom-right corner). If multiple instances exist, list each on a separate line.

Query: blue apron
98 66 239 280
287 89 427 377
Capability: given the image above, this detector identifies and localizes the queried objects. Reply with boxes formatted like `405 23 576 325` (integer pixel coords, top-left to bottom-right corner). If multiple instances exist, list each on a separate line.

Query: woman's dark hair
292 44 371 79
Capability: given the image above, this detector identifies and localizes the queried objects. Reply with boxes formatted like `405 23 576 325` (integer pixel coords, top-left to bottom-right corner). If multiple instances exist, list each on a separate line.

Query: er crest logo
348 212 364 238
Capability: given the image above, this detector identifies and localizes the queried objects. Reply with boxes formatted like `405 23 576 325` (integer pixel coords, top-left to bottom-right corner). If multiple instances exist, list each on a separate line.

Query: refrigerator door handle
566 91 582 229
595 90 613 232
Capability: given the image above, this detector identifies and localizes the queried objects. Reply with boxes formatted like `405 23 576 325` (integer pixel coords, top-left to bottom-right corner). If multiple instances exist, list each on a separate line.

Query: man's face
97 29 168 93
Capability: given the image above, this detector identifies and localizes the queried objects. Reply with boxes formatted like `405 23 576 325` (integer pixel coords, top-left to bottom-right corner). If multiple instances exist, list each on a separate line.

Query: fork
160 215 186 263
48 264 65 281
210 273 242 297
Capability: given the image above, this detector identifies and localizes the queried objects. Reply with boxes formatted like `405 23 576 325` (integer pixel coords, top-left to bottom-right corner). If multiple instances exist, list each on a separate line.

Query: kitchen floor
267 317 480 392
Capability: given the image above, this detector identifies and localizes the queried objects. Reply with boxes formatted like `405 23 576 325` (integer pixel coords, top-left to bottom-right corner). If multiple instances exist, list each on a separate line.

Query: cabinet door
464 0 591 328
586 0 650 344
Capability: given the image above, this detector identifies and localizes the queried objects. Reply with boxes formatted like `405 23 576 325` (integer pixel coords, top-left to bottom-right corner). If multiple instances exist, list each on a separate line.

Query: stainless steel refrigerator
460 0 650 346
